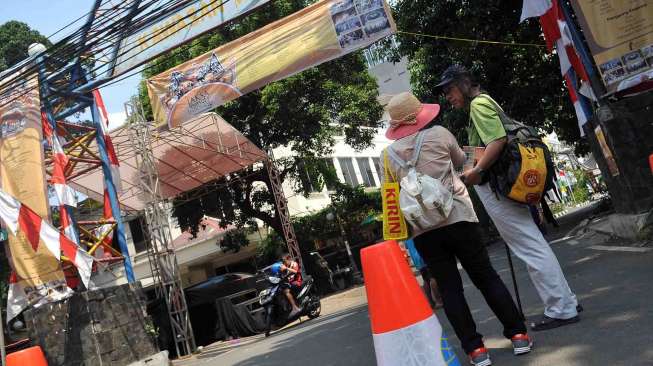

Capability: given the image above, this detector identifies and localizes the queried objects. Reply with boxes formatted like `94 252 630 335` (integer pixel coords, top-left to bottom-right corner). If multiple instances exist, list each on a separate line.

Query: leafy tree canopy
0 21 51 73
390 0 587 153
139 0 384 237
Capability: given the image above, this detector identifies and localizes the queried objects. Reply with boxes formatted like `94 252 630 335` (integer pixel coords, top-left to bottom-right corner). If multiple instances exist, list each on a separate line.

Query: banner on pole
570 1 653 94
113 0 271 77
0 74 70 315
594 125 620 176
147 0 396 129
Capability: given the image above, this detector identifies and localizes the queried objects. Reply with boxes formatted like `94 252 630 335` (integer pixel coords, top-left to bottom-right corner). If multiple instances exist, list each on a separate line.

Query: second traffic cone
362 240 462 365
7 345 48 366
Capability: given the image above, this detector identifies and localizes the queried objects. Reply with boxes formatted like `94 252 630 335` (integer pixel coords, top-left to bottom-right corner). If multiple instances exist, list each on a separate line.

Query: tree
142 0 384 237
390 0 587 153
0 21 51 73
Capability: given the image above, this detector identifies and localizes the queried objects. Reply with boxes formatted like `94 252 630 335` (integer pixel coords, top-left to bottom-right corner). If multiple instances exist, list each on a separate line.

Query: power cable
0 0 235 110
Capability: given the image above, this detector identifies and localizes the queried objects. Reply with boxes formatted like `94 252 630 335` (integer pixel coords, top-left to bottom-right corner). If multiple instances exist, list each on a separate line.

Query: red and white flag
0 189 94 288
42 112 77 207
520 0 552 22
6 271 28 323
564 74 589 135
92 89 122 193
93 190 115 259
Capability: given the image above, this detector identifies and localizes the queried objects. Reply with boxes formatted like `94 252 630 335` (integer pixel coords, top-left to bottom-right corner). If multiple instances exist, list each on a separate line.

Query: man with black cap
437 65 581 331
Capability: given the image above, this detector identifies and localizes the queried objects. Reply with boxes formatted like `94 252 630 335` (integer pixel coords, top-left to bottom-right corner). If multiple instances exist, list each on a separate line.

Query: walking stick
504 243 525 320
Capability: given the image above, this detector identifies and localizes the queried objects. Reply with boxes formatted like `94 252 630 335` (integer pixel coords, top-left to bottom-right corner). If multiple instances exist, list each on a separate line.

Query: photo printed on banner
330 0 390 50
360 8 390 36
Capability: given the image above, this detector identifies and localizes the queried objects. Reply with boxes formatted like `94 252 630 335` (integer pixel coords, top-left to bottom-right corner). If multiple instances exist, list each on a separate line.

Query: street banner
0 74 70 317
594 125 620 176
570 1 653 94
147 0 396 128
113 0 271 76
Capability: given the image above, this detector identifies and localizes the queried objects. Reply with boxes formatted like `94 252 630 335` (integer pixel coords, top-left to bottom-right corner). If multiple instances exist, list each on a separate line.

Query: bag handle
383 150 398 183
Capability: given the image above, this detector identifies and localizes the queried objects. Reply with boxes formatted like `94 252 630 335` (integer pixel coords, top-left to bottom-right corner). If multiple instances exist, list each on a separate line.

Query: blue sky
0 0 141 127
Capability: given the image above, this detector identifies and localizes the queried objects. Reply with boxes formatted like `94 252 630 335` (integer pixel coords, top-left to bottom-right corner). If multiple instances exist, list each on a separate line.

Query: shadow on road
231 304 375 366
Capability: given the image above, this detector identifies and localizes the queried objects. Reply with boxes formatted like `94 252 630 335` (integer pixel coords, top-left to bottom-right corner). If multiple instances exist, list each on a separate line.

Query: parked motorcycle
258 270 321 337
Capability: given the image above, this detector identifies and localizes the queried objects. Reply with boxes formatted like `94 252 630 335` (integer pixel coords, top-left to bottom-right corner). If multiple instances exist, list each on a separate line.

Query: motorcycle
258 270 322 337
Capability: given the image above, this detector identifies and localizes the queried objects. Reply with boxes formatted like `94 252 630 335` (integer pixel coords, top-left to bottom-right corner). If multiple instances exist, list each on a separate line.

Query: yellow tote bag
381 150 408 240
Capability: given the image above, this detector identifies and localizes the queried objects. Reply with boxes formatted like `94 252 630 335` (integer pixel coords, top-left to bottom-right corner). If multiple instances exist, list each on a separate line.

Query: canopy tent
69 113 268 211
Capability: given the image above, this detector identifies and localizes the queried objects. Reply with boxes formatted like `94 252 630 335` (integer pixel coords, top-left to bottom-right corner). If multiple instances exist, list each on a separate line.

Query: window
321 158 337 191
356 158 377 187
297 161 319 193
372 157 383 183
338 158 359 186
129 219 147 254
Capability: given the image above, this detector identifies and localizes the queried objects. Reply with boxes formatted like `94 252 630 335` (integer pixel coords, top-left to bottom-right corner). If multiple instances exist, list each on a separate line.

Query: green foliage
292 184 381 255
390 0 588 153
256 231 286 266
218 230 250 254
147 0 383 238
0 21 51 73
571 169 590 203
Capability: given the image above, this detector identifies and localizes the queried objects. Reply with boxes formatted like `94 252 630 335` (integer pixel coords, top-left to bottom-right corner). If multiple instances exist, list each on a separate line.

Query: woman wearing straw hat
382 92 532 366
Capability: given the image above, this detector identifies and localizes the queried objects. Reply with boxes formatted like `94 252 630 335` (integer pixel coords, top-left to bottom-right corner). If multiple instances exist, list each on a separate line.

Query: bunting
0 189 94 288
521 0 594 133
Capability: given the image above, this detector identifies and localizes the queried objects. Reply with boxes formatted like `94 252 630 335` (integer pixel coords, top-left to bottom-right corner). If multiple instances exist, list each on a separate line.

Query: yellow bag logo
507 145 547 205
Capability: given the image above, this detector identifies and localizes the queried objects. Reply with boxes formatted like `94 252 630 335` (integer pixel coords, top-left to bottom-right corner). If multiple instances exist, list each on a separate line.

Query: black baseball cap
436 64 471 88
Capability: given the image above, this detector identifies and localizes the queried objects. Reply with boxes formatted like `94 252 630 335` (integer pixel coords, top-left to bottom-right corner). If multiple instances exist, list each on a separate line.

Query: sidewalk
444 202 653 365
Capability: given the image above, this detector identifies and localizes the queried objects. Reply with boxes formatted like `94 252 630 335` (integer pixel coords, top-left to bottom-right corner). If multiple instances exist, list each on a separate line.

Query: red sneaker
511 333 533 355
469 347 492 366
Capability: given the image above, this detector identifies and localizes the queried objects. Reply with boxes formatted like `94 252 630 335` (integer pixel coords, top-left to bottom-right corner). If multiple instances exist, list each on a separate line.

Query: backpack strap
386 130 427 170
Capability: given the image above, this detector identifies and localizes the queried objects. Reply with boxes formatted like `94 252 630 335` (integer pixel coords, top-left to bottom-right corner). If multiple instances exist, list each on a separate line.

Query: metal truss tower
264 154 302 267
124 97 195 357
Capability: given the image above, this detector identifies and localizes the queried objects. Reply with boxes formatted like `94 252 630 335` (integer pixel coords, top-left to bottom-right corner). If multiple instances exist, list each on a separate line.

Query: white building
276 57 412 216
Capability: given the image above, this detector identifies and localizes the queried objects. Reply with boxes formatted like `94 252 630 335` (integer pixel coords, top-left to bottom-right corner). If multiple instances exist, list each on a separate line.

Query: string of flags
0 187 94 323
42 110 79 243
521 0 596 136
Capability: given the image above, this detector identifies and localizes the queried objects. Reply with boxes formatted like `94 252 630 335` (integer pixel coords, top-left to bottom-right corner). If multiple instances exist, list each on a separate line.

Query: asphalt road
180 202 653 365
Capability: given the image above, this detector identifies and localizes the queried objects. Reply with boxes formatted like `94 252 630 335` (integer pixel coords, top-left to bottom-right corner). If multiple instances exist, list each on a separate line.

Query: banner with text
0 75 70 309
570 1 653 94
113 0 270 76
147 0 396 128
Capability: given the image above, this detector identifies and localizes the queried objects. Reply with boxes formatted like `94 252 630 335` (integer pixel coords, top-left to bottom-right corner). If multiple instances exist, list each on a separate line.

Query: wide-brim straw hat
383 92 440 140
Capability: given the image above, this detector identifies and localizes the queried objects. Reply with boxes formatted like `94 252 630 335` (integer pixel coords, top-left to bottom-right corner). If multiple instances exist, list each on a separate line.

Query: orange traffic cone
7 345 48 366
649 153 653 174
362 240 461 365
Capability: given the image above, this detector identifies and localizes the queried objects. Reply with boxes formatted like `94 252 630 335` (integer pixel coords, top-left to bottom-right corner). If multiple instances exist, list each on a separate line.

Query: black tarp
188 298 265 346
213 298 265 341
184 274 260 308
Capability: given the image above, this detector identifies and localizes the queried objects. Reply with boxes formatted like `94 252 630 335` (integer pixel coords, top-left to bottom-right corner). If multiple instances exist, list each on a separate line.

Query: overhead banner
113 0 271 77
570 1 653 94
147 0 396 128
0 75 70 309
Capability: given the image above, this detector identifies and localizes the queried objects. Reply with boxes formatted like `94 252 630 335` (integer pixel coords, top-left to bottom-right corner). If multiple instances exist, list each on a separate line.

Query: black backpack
474 95 556 204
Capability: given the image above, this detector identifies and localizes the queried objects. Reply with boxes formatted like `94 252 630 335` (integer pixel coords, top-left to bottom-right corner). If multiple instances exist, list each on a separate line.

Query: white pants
475 184 578 319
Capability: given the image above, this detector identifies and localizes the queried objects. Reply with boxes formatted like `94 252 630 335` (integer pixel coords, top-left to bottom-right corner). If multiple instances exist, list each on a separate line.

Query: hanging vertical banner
113 0 271 77
0 74 70 313
147 0 396 129
593 125 620 176
570 1 653 93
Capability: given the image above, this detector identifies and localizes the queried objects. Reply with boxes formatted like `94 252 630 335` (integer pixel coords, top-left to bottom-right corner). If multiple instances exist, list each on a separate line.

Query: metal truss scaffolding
125 97 195 357
265 154 302 267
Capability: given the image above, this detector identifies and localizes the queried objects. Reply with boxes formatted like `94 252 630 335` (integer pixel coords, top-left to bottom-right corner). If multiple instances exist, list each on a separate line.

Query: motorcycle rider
275 253 303 318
